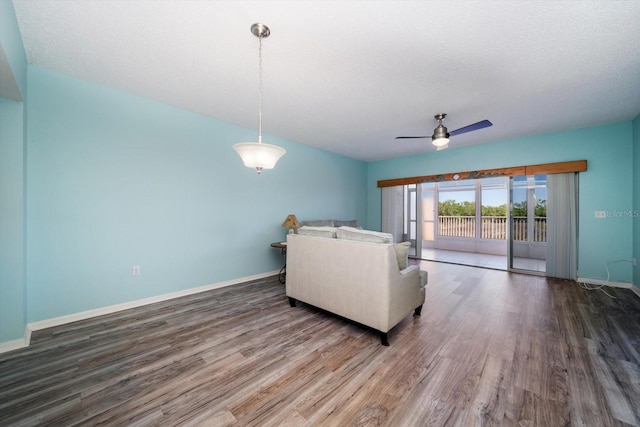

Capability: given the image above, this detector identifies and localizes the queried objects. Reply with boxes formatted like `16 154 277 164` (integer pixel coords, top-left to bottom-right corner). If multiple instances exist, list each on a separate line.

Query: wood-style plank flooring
1 261 639 426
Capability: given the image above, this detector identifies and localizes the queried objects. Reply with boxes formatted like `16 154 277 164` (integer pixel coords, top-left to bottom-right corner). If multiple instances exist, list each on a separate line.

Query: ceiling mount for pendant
251 23 270 38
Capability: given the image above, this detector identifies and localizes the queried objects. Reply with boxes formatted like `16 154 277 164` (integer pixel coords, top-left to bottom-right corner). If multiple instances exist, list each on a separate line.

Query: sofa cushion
333 219 361 228
301 220 335 227
297 226 337 238
336 226 393 244
393 241 412 270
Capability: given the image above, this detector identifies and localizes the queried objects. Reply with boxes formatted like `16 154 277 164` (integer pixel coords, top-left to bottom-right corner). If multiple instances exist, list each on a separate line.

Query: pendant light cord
258 35 263 144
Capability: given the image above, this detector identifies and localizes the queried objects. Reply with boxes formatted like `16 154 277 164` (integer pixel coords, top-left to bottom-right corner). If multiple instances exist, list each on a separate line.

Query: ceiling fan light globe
432 136 450 147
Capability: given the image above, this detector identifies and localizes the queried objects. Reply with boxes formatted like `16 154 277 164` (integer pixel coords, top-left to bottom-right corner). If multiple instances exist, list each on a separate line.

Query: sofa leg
414 305 423 316
288 297 297 307
380 332 389 346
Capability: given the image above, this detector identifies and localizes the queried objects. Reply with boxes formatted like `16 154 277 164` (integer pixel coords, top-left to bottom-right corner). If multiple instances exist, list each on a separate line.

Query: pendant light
233 23 286 174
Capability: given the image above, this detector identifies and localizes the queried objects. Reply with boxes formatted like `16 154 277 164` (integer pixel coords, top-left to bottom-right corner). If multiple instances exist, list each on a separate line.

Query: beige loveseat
285 231 427 345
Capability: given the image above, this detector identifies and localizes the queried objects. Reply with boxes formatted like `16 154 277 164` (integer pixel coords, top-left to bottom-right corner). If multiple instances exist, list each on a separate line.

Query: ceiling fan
396 113 492 151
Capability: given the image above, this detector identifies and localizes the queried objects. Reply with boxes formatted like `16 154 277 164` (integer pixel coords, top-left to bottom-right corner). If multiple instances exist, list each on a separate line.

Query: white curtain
546 173 578 279
381 186 404 243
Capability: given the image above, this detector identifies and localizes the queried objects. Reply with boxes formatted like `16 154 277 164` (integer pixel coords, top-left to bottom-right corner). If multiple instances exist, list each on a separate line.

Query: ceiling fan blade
449 120 492 137
395 136 429 139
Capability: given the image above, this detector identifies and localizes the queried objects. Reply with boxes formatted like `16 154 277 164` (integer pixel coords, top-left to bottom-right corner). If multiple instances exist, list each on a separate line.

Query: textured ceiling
11 0 640 162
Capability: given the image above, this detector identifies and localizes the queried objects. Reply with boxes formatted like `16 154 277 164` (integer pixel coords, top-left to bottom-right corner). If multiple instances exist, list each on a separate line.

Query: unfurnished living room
1 1 639 426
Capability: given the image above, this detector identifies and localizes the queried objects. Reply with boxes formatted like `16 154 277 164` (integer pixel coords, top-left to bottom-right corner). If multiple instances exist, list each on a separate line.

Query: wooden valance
377 160 587 188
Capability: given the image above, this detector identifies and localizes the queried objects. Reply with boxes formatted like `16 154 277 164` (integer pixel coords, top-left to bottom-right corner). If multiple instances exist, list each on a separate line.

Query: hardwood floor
1 261 639 426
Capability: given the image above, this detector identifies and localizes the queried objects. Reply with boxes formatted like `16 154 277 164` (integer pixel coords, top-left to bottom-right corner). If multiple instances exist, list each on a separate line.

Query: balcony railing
438 216 547 242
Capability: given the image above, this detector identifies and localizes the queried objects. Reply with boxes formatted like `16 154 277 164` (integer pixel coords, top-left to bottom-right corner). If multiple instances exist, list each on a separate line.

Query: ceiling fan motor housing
432 124 450 141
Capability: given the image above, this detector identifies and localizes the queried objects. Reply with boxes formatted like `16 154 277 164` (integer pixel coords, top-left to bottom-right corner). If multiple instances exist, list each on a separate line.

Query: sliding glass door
509 175 547 273
404 185 418 257
385 169 576 277
402 177 509 267
421 183 436 252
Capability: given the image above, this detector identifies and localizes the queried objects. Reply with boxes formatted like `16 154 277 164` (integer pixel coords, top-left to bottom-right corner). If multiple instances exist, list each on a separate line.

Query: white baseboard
0 338 28 354
632 285 640 298
577 277 634 289
1 270 278 355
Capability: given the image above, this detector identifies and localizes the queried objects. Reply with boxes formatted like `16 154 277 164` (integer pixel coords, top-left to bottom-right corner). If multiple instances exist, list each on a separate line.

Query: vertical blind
381 186 403 243
545 173 578 280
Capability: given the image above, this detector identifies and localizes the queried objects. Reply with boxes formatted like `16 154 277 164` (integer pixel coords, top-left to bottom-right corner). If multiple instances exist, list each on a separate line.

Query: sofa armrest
387 264 426 329
399 265 427 287
419 270 428 287
399 264 419 276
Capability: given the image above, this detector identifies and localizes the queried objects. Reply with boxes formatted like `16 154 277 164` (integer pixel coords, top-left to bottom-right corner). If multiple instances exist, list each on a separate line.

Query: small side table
270 241 287 284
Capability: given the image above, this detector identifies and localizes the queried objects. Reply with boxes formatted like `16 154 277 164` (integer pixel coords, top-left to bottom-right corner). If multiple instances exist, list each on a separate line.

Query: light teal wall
0 0 28 343
366 123 635 283
633 114 640 289
0 97 26 342
25 66 366 323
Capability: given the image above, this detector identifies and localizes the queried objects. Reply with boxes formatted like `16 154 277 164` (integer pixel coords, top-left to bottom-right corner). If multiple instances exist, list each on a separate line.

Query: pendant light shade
233 23 286 174
233 142 286 173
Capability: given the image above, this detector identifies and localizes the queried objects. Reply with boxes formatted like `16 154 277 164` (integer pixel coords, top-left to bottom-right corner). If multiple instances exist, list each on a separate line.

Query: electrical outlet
132 265 141 276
